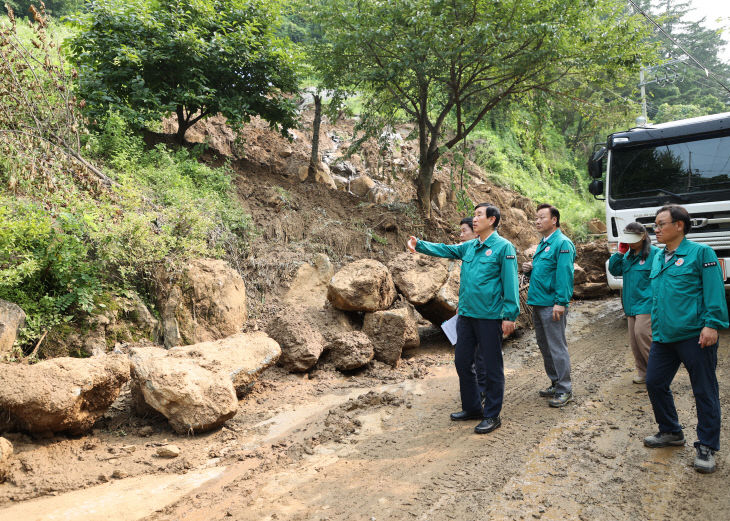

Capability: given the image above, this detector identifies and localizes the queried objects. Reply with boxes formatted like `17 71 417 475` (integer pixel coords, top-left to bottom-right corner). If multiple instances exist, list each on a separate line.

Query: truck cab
588 112 730 289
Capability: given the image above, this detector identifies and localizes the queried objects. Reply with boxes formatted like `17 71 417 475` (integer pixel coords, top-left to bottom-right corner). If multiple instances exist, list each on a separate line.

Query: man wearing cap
407 203 519 434
522 203 576 407
608 222 660 384
642 204 728 474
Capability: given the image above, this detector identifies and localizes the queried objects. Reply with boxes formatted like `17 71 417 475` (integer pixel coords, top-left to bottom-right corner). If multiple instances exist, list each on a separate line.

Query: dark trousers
475 346 487 398
455 316 504 418
645 337 721 451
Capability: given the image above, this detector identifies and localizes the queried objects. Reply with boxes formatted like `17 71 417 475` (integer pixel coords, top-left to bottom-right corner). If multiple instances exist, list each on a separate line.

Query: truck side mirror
588 179 604 199
588 146 606 179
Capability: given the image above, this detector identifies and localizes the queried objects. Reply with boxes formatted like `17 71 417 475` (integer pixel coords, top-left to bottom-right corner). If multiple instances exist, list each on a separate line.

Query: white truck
588 111 730 289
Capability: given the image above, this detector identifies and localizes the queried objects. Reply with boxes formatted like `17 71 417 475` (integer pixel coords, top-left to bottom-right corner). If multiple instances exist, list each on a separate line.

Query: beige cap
618 231 644 243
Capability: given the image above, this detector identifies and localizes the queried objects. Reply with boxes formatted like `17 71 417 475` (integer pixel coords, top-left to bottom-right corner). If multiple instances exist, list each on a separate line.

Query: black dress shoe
474 416 501 434
450 410 482 421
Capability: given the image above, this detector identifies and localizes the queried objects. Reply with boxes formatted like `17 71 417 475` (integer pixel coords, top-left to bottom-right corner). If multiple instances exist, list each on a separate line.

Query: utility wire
627 0 730 96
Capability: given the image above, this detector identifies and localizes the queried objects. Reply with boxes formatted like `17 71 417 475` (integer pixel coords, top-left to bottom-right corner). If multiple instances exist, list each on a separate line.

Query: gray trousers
533 306 572 394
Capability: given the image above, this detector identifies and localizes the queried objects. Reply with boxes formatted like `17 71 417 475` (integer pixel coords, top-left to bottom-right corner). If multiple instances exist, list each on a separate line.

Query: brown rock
327 259 397 312
130 347 238 434
156 445 180 458
326 331 375 371
0 436 12 482
315 163 337 189
0 355 130 435
573 263 588 285
168 332 281 397
266 311 326 372
430 180 448 209
574 282 611 299
388 253 449 306
284 254 334 310
588 218 607 234
349 175 375 197
416 260 460 324
362 306 419 366
156 259 247 348
576 239 611 288
0 300 25 357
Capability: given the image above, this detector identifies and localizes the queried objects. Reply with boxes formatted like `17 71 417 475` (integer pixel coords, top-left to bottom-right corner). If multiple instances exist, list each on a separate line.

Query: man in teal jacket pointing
642 204 728 474
407 203 519 434
523 203 576 408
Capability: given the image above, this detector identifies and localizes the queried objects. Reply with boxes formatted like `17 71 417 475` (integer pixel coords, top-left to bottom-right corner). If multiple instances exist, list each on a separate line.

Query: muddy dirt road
2 298 730 521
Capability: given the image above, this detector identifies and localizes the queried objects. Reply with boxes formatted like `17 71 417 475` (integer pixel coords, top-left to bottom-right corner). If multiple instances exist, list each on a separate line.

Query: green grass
470 109 603 242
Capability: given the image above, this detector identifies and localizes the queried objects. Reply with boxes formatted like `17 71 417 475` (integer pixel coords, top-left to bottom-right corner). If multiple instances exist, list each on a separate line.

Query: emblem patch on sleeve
704 261 717 268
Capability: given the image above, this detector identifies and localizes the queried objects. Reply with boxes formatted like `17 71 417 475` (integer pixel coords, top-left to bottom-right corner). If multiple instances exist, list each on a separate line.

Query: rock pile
270 244 611 371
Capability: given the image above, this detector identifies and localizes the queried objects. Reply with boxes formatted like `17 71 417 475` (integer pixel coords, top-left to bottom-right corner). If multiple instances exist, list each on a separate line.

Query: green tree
308 0 651 214
636 0 730 118
67 0 299 143
5 0 84 18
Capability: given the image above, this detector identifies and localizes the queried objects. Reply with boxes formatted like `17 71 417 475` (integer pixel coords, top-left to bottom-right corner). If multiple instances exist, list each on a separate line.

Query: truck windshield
608 134 730 209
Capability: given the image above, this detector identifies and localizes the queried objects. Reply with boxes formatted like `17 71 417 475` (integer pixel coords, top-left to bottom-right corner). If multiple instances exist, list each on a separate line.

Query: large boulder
388 253 449 306
168 332 281 397
129 347 238 434
156 259 247 348
349 175 375 197
284 254 334 310
0 355 130 435
266 310 326 372
328 259 397 312
416 261 460 324
0 300 26 357
326 331 375 371
0 437 12 482
362 306 419 366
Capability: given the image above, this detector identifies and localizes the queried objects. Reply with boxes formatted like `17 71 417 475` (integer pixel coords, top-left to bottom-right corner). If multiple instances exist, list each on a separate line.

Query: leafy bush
0 197 100 344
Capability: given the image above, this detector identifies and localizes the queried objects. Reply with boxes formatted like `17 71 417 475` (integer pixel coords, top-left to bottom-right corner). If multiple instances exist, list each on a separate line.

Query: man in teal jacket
407 203 519 434
523 203 576 407
642 205 728 474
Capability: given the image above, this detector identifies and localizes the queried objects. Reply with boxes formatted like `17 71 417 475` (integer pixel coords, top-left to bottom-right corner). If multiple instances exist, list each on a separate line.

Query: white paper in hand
441 315 458 345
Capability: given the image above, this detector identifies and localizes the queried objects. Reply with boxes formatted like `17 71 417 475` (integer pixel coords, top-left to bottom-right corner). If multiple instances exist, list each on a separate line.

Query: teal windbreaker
414 231 520 321
649 237 729 343
526 229 575 307
608 245 660 316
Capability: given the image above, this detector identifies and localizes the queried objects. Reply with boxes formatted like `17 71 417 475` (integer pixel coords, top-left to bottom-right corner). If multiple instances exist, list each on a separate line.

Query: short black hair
474 202 501 228
460 217 474 231
656 204 691 235
536 203 560 227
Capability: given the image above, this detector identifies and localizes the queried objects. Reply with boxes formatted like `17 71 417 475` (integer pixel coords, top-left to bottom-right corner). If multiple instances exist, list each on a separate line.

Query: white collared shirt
542 229 557 243
478 230 495 246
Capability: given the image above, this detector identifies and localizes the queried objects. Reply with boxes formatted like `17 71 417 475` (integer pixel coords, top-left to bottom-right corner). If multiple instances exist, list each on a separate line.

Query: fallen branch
27 329 48 359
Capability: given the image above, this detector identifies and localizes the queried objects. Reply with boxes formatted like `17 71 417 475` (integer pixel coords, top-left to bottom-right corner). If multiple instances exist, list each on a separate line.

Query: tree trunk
417 159 436 217
175 106 189 144
308 93 322 179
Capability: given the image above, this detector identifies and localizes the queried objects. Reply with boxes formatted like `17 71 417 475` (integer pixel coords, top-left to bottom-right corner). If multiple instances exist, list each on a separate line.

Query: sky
684 0 730 64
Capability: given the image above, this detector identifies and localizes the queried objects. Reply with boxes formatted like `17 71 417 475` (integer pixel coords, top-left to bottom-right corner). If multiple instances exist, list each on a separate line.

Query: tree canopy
67 0 299 142
308 0 652 212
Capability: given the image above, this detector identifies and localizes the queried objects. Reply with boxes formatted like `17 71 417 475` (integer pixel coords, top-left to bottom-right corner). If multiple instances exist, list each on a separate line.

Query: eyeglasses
653 220 676 230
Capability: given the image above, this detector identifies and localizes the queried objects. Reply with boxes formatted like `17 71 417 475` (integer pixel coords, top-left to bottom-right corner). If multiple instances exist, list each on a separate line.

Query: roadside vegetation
1 0 728 352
